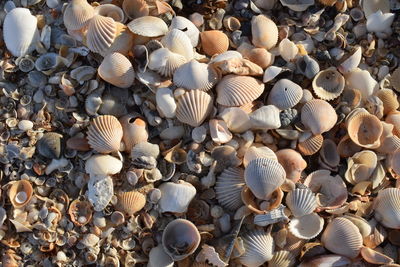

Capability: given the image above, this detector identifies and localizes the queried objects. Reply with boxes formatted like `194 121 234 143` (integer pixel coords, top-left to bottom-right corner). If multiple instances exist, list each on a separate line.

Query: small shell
286 188 317 217
175 90 213 127
200 30 229 56
345 68 379 99
158 181 197 213
376 89 399 115
299 255 352 267
298 134 324 156
301 99 338 135
122 0 149 20
86 15 117 54
249 105 281 130
156 87 177 119
116 191 146 216
296 55 320 79
170 16 200 47
148 245 174 267
209 119 232 143
267 79 303 110
386 111 400 137
63 0 94 30
173 60 219 91
94 4 125 23
85 154 123 176
219 107 252 133
98 52 135 88
101 23 135 57
344 150 377 185
263 66 283 82
390 68 400 92
88 176 114 211
8 180 33 208
251 15 278 49
362 0 390 18
280 0 315 11
161 29 194 61
288 213 324 239
312 67 345 100
318 139 340 170
148 48 187 77
68 199 93 226
215 167 245 210
240 228 274 267
87 115 123 153
37 132 62 159
35 53 67 73
373 188 400 229
338 46 362 74
276 149 307 182
243 146 277 167
119 115 148 152
278 38 298 62
127 16 168 37
390 149 400 176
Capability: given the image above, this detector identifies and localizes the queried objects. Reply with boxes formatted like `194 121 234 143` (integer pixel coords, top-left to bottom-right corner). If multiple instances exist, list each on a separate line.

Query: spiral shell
373 188 400 229
116 191 146 216
240 229 274 267
267 79 303 110
301 99 338 135
215 167 245 210
173 60 219 91
286 188 317 217
161 29 194 61
119 115 148 152
148 48 187 77
200 30 229 56
175 90 213 127
251 15 278 49
87 115 123 153
127 16 168 37
63 0 94 30
98 52 135 88
8 180 33 208
86 15 117 54
288 213 324 239
312 67 345 100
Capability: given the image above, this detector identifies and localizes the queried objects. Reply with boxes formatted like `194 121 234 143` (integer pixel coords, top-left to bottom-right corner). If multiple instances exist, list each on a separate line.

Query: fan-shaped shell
63 0 94 30
268 250 296 267
119 115 148 152
98 52 135 88
249 105 281 130
346 110 383 149
127 16 168 37
376 89 399 115
219 107 252 133
86 15 117 54
173 60 219 91
170 16 200 47
373 188 400 229
215 167 245 210
280 0 315 11
148 48 187 77
251 15 278 49
267 79 303 110
8 180 33 208
87 115 123 153
100 23 134 56
286 188 317 217
200 30 229 57
298 134 324 156
94 4 125 23
321 217 363 258
276 149 307 182
243 146 277 167
301 99 338 135
288 213 324 239
122 0 149 20
161 29 194 61
4 8 40 57
240 229 274 267
312 67 345 100
116 191 146 216
244 158 286 200
175 90 213 127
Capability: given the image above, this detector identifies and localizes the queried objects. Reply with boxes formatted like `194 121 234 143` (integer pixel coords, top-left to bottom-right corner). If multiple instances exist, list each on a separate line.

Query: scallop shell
249 105 281 130
278 38 299 62
175 90 213 127
251 15 278 49
161 29 194 61
346 110 383 149
116 191 146 216
86 15 117 54
312 67 345 100
299 255 352 267
122 0 149 20
296 55 320 79
119 115 148 152
286 188 317 217
345 68 379 99
301 99 338 135
215 167 245 210
8 180 33 208
298 134 324 156
268 250 296 267
85 154 123 176
288 213 324 239
243 146 277 167
362 0 390 18
63 0 94 30
173 60 219 91
338 46 362 74
158 181 197 213
276 149 307 183
170 16 200 47
98 52 135 88
267 79 303 110
200 30 229 57
376 89 399 115
280 0 315 11
87 115 123 153
217 75 264 107
94 4 125 23
148 48 187 77
244 158 286 200
373 188 400 229
68 199 93 226
240 229 274 267
4 8 40 57
321 217 363 258
127 16 168 37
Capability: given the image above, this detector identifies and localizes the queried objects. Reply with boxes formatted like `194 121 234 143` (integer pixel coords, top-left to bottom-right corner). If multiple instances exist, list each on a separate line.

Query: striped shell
376 89 399 115
217 75 265 106
298 134 324 155
116 191 146 216
321 217 363 258
243 146 277 167
161 29 194 61
386 111 400 137
8 180 33 208
119 115 148 152
288 213 324 239
127 16 168 37
346 110 383 149
251 15 278 49
200 30 229 56
122 0 149 20
175 90 213 127
312 67 345 100
373 188 400 229
240 229 274 267
98 52 135 88
170 16 200 47
94 4 125 23
267 79 303 110
249 105 281 130
244 158 286 200
301 99 338 135
87 115 123 153
286 188 317 217
268 251 296 267
86 15 117 54
63 0 94 30
100 23 134 57
215 167 245 210
148 48 187 77
173 60 219 91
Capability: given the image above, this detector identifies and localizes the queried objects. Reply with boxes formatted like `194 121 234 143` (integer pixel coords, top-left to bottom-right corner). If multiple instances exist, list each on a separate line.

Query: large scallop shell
215 167 245 210
373 188 400 229
173 60 219 91
116 191 146 216
240 228 274 267
288 213 324 239
127 16 168 37
251 15 278 49
87 115 123 153
63 0 94 30
376 89 399 115
119 115 148 152
298 134 324 156
148 48 187 77
301 99 338 135
98 52 135 88
244 158 286 200
175 90 213 127
122 0 149 20
170 16 200 47
86 15 117 54
217 75 264 107
8 180 33 208
267 79 303 110
161 29 194 61
200 30 229 57
158 181 197 213
312 67 345 100
276 149 307 182
286 188 317 218
321 217 363 258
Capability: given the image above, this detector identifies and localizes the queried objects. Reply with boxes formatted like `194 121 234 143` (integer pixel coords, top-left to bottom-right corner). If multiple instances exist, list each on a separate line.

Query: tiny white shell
345 68 379 99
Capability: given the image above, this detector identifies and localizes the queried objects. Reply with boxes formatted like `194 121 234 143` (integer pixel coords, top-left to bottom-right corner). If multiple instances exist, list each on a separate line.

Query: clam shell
127 16 168 37
87 115 123 153
100 23 134 57
243 47 275 69
148 246 174 267
276 149 307 182
148 48 187 77
298 134 324 156
346 110 383 149
86 15 117 54
278 38 299 62
376 89 399 115
8 180 33 208
98 52 135 88
296 55 320 79
337 134 361 158
373 188 400 229
286 188 317 217
312 67 345 100
321 217 363 258
119 115 148 152
301 99 338 135
161 29 194 61
240 229 274 267
173 60 219 91
268 250 296 267
37 132 63 159
94 4 125 23
299 255 352 267
116 191 146 216
288 213 324 239
122 0 149 20
200 30 229 57
267 79 303 110
244 158 286 200
175 89 213 127
249 105 281 130
210 50 243 64
219 107 252 133
63 0 94 30
338 46 362 74
170 16 200 47
263 66 283 83
251 15 278 49
215 167 245 210
243 146 277 167
68 199 93 226
345 68 379 99
85 154 123 176
280 0 315 11
4 8 40 57
158 181 196 213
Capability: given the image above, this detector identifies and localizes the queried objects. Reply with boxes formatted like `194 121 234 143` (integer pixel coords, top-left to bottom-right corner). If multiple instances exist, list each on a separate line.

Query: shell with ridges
87 115 123 153
148 48 187 77
240 228 274 267
8 180 33 208
173 60 219 91
170 16 200 47
215 167 245 210
200 30 229 57
249 105 281 130
243 146 277 167
312 67 345 100
267 79 303 110
175 90 213 127
298 134 324 156
127 16 168 37
98 52 135 88
161 29 194 61
286 188 317 217
251 15 278 49
94 4 125 23
116 191 146 216
373 188 400 229
288 213 324 239
86 15 117 54
63 0 94 30
344 150 377 185
376 89 399 115
119 115 148 152
301 99 338 135
122 0 149 20
268 250 296 267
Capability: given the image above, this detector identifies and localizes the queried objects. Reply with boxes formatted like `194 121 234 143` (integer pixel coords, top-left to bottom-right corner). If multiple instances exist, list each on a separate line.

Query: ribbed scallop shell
170 16 200 47
244 158 286 200
87 115 123 153
148 48 187 77
243 146 277 167
267 79 303 110
127 16 168 37
301 99 338 135
321 217 363 258
240 229 274 267
122 0 149 20
215 167 245 210
175 90 213 127
161 29 194 61
298 134 324 156
373 188 400 229
173 60 219 91
268 250 295 267
94 4 125 23
63 0 94 30
312 67 345 100
346 111 383 149
286 188 317 217
98 52 135 88
8 180 33 208
217 75 265 106
376 89 399 115
119 115 148 152
251 15 278 49
86 15 117 54
288 213 324 239
116 191 146 216
200 30 229 56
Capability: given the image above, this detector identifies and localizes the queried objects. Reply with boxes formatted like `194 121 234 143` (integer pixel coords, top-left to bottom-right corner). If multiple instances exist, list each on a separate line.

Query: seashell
243 146 277 167
35 53 68 74
66 136 91 152
253 204 288 226
344 150 377 185
87 115 123 153
376 89 399 115
148 48 186 77
298 134 324 156
373 188 400 229
263 66 283 83
223 16 241 32
268 250 296 267
278 38 298 62
318 139 340 170
94 4 125 23
161 29 194 61
286 188 317 217
345 68 379 99
162 219 201 261
210 50 243 64
155 87 177 119
37 132 62 159
175 89 213 127
209 119 232 143
127 16 168 37
288 213 324 239
362 0 390 18
170 16 200 47
122 0 149 20
240 228 274 267
131 142 159 168
246 47 275 69
321 217 363 258
116 191 146 216
98 52 135 88
8 180 33 208
215 167 245 210
267 79 303 110
85 154 123 176
276 149 307 182
85 15 117 54
301 99 337 135
219 107 251 133
148 245 174 267
70 66 96 83
173 60 219 91
244 158 286 200
63 0 94 30
16 56 35 73
280 0 315 11
158 181 196 213
88 176 114 212
366 10 395 35
338 46 362 74
390 149 400 176
200 30 229 57
101 23 135 57
251 15 278 49
391 68 400 92
119 115 148 152
312 67 345 100
360 247 394 265
299 254 352 267
386 111 400 137
296 55 320 79
68 199 93 226
212 57 263 76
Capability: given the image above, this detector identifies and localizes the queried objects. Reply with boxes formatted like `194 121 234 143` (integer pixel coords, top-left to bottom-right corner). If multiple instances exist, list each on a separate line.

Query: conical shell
173 60 219 91
87 115 123 153
119 115 148 152
175 90 213 127
346 110 383 149
268 250 296 267
68 199 93 226
267 79 303 110
127 16 168 37
98 52 135 88
158 181 197 213
298 134 323 156
170 16 200 47
116 191 146 216
251 15 278 49
240 229 274 267
373 188 400 229
321 217 363 258
200 30 229 57
86 15 117 54
276 149 307 182
244 158 286 200
301 99 338 135
312 67 345 100
63 0 94 30
376 89 399 115
288 213 324 239
161 29 194 61
148 48 187 77
286 188 317 217
122 0 149 20
8 180 33 208
217 75 264 107
243 146 277 167
215 167 245 210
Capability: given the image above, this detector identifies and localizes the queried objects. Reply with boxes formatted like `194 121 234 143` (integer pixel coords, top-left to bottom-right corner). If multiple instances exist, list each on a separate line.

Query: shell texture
148 48 187 77
158 181 196 213
288 213 324 239
63 0 94 30
276 149 307 182
37 132 62 159
376 89 399 115
267 79 303 110
251 15 278 49
170 16 200 47
286 188 317 217
362 0 390 18
156 87 177 118
345 68 379 99
88 176 113 211
98 52 135 88
249 105 281 130
8 180 33 208
338 46 362 74
122 0 149 20
301 99 338 135
200 30 230 56
346 110 383 149
127 16 168 37
312 67 345 100
298 134 324 155
268 250 296 267
278 38 299 62
85 154 123 176
87 115 123 153
280 0 315 11
94 4 125 23
116 191 146 216
86 15 117 54
297 55 320 79
119 115 148 152
173 60 219 91
243 146 277 167
215 167 245 210
373 188 400 229
175 90 213 127
240 229 274 267
161 29 194 61
217 75 264 106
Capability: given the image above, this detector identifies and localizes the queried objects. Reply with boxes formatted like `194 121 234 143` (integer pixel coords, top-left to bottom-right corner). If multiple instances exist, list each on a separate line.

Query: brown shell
63 0 95 30
87 115 123 153
116 191 146 216
298 134 324 156
251 15 278 49
86 15 117 54
175 90 214 127
200 30 229 57
276 149 307 183
119 115 148 152
68 199 93 226
8 180 33 208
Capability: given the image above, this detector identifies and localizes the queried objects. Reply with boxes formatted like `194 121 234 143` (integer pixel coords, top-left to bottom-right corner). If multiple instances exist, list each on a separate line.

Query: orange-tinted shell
175 90 214 127
8 180 33 208
119 115 148 152
251 15 278 49
346 110 383 149
87 115 123 153
86 15 117 54
200 30 229 57
376 89 399 115
68 199 93 226
98 52 135 88
116 191 146 216
276 149 307 183
122 0 149 19
298 134 324 156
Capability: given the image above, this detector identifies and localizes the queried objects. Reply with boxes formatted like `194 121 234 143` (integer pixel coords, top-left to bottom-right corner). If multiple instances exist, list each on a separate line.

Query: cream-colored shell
8 180 33 208
116 191 146 216
170 16 200 47
288 213 324 239
251 15 278 49
243 146 278 167
215 167 245 210
276 149 307 182
87 115 123 153
338 46 362 74
219 107 252 133
312 67 345 100
373 188 400 229
161 29 194 61
345 68 379 99
119 115 148 152
278 38 299 62
286 188 317 217
344 150 377 185
240 229 274 267
156 87 177 118
127 16 168 37
267 79 303 110
173 60 219 91
376 89 399 115
63 0 94 30
175 90 213 127
249 105 281 130
94 4 125 23
362 0 390 18
158 181 197 213
301 99 338 135
209 119 233 143
268 250 296 267
85 154 123 176
217 75 264 106
86 15 117 54
122 0 149 20
98 52 135 88
148 48 187 77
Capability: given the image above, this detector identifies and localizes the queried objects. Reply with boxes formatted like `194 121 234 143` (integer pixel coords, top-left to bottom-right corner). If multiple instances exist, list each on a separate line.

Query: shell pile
1 0 400 266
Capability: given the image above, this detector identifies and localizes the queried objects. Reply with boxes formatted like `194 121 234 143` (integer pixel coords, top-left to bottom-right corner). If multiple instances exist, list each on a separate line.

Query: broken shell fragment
119 115 148 152
122 0 149 20
170 16 200 47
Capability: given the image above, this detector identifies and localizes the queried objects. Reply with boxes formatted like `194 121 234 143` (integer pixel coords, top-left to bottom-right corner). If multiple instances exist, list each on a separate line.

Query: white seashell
173 60 219 91
263 66 283 83
4 8 40 57
345 69 378 99
366 10 395 35
170 16 200 47
338 46 362 74
209 119 233 143
148 48 187 77
175 89 213 127
161 29 194 61
131 141 160 160
280 0 314 11
267 79 303 110
98 52 135 88
362 0 390 18
301 99 338 135
278 38 299 62
85 154 123 176
240 228 274 267
209 50 243 64
254 204 289 226
127 16 168 37
312 67 345 101
215 167 245 210
219 107 252 133
288 213 324 239
373 188 400 229
148 245 174 267
158 181 197 213
243 146 277 167
122 0 149 20
86 15 117 54
286 188 317 217
249 105 281 130
156 87 176 118
344 150 377 185
251 15 278 49
217 75 264 106
88 176 113 211
94 4 125 23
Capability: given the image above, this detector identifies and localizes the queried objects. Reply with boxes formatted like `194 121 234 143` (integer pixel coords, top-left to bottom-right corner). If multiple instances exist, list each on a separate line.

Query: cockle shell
251 15 278 49
63 0 94 30
301 99 338 135
86 15 117 54
268 250 296 267
148 48 186 77
87 115 123 153
215 167 245 210
4 8 40 57
376 89 399 115
280 0 315 11
390 149 400 176
68 199 93 226
286 188 317 217
321 217 363 258
98 52 135 88
267 79 303 110
8 180 33 208
249 105 281 130
219 107 252 133
240 228 274 267
278 38 298 62
170 16 200 47
200 30 229 56
296 55 320 79
276 149 307 182
298 134 324 156
85 154 123 176
344 150 377 185
122 0 149 20
175 89 213 127
158 181 196 213
345 68 379 99
173 60 219 91
127 16 168 37
94 4 125 23
161 29 194 61
289 213 324 239
119 115 148 152
243 146 277 167
338 46 362 74
373 188 400 229
217 75 264 106
246 47 275 69
312 67 345 100
116 191 146 216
